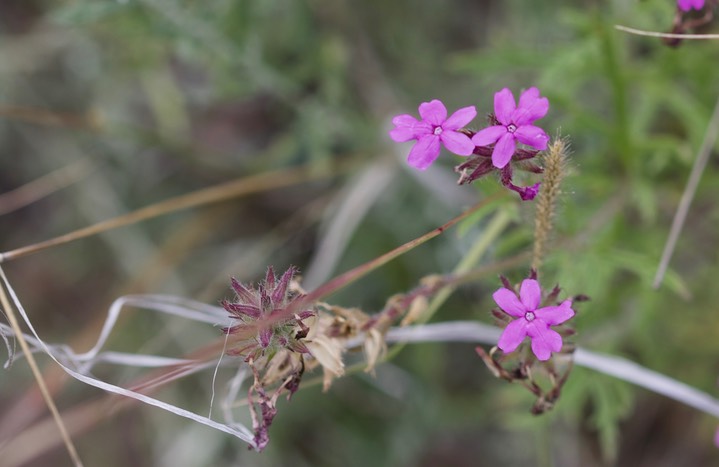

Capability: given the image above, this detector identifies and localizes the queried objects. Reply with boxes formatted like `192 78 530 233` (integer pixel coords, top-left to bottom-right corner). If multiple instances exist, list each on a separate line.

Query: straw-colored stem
0 160 93 216
615 24 719 40
0 163 346 263
653 92 719 288
301 192 507 304
0 272 84 467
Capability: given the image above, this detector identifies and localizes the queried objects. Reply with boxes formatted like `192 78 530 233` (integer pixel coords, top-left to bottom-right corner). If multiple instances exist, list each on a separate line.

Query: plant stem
0 268 84 467
384 321 719 419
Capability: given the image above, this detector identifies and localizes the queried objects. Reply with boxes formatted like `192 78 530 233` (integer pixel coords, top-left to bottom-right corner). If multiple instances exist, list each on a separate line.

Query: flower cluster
390 87 550 200
492 276 575 361
475 273 579 414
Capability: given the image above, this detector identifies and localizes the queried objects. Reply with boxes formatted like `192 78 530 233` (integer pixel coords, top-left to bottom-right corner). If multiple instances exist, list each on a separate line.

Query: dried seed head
222 266 315 361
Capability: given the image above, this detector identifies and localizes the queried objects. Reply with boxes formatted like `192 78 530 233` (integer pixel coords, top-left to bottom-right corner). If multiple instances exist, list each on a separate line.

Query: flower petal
514 125 549 150
536 300 575 325
491 132 516 168
442 105 477 130
418 99 447 126
440 130 475 156
389 114 431 142
526 321 562 361
271 266 296 304
471 125 506 146
497 318 529 354
513 87 549 125
222 301 262 319
493 88 516 125
519 279 542 310
406 135 441 170
678 0 704 11
392 114 418 126
492 287 526 317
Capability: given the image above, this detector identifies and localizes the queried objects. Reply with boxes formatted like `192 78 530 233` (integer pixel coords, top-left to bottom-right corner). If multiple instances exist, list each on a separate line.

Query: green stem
381 207 514 361
419 208 514 325
597 13 632 172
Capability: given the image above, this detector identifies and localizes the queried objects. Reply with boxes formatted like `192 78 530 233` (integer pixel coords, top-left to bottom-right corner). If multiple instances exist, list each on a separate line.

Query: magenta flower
677 0 705 11
390 99 477 170
493 279 574 361
472 87 550 169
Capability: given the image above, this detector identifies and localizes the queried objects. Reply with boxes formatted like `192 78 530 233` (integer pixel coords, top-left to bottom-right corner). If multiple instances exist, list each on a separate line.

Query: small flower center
524 311 535 322
433 126 443 136
507 123 517 134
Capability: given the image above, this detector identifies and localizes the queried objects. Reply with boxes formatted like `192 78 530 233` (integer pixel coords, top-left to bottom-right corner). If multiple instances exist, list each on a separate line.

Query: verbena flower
221 266 313 361
677 0 705 11
493 278 574 361
471 87 550 169
390 99 477 170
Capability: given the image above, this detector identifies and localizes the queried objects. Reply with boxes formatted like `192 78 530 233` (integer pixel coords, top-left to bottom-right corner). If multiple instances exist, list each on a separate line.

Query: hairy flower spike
532 138 569 271
222 266 314 361
390 99 477 170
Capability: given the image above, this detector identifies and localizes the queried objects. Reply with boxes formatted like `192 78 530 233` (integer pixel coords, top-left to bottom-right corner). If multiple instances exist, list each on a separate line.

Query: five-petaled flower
390 99 477 170
677 0 705 11
472 87 550 169
493 278 574 361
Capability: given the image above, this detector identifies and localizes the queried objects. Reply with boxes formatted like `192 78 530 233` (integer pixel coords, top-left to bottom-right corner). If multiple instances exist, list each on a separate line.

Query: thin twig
615 24 719 40
653 93 719 288
301 192 507 304
0 163 347 263
0 160 93 216
0 268 84 467
383 322 719 419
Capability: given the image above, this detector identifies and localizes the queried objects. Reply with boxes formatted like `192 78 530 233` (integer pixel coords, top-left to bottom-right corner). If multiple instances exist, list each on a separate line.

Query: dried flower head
221 266 314 361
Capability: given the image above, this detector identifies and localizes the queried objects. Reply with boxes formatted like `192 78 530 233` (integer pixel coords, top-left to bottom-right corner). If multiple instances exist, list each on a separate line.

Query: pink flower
390 100 477 170
472 87 550 169
677 0 705 11
493 279 574 361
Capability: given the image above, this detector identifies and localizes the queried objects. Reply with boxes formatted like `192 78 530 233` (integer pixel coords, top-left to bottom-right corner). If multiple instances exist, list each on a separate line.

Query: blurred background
1 0 719 465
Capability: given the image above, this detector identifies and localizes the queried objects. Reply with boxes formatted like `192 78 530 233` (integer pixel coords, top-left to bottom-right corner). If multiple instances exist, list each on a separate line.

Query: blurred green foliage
1 0 719 465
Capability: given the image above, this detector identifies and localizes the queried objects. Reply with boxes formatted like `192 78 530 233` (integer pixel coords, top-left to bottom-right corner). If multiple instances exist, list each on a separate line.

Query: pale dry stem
653 93 719 288
0 270 84 467
615 25 719 40
0 163 345 263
